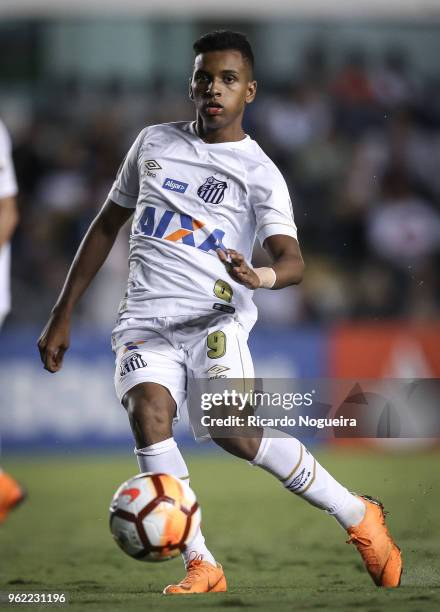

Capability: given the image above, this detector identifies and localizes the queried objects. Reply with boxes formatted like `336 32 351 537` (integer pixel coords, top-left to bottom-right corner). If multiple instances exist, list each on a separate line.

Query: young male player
0 118 26 523
38 31 402 593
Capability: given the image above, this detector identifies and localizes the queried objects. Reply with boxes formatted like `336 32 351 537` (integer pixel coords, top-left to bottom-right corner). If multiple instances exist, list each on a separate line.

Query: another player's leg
0 468 26 523
0 318 26 523
122 382 226 595
213 430 402 587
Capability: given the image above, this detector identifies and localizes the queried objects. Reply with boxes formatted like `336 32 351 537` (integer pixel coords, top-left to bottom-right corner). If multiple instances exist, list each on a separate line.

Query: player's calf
210 433 262 461
122 382 176 447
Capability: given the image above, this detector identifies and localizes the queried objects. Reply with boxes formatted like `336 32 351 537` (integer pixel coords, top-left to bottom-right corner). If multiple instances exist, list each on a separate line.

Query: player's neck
194 117 246 144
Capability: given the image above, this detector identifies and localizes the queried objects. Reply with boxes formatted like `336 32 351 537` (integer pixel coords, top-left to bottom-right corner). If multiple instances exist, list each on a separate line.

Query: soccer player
38 31 402 593
0 118 26 523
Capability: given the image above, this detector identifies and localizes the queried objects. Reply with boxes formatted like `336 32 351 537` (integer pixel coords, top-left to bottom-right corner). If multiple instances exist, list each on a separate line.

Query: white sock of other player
135 437 217 568
250 428 366 529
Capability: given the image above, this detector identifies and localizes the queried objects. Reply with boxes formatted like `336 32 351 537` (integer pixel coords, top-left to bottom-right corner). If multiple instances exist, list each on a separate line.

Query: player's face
190 50 257 135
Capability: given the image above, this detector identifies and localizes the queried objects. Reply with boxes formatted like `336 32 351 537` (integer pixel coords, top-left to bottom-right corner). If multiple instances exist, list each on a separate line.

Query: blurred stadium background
1 3 440 607
1 1 439 452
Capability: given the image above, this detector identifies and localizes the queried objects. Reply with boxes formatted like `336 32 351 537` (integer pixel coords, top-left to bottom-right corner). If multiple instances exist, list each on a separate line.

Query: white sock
250 428 365 529
135 437 217 567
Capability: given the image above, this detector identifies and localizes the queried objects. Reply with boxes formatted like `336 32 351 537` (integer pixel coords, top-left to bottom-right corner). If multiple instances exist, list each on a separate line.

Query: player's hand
216 248 261 290
37 310 71 373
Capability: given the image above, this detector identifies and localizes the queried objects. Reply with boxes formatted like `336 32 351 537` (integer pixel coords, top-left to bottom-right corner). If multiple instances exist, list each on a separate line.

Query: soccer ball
109 472 201 562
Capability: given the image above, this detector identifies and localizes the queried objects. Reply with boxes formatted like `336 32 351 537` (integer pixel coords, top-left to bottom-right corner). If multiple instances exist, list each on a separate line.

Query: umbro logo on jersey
197 176 228 204
144 160 162 178
144 160 162 171
162 177 188 194
119 352 147 377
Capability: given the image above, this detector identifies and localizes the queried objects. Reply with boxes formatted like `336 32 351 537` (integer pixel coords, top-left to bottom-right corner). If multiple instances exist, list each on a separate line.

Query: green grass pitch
1 448 439 611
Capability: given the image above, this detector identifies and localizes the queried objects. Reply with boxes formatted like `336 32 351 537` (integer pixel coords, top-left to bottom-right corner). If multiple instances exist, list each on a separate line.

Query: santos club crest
197 176 228 204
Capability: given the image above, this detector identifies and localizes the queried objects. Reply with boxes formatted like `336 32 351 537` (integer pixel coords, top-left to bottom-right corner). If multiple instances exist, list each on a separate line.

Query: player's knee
211 435 259 461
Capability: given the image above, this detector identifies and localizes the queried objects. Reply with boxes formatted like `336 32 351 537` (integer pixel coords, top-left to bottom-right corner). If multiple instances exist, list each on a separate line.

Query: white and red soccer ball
109 473 201 562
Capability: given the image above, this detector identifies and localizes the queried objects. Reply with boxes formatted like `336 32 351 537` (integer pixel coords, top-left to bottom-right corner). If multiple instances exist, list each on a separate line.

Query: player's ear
189 78 194 101
246 80 257 104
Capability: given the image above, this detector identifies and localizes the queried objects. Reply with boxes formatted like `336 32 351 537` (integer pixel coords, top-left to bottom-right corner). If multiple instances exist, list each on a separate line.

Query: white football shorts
112 313 254 422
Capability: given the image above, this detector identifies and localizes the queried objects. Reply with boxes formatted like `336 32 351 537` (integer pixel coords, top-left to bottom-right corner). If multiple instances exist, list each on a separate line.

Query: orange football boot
0 471 26 524
346 495 402 587
163 557 227 595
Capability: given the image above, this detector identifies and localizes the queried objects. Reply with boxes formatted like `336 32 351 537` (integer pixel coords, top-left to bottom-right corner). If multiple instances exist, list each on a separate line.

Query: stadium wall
1 324 439 451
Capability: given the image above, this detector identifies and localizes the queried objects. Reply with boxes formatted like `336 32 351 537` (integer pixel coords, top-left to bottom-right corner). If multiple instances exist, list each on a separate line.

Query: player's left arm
217 234 304 290
262 233 304 288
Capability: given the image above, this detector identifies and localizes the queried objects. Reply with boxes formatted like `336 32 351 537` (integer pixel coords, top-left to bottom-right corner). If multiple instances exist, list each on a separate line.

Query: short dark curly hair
193 30 254 74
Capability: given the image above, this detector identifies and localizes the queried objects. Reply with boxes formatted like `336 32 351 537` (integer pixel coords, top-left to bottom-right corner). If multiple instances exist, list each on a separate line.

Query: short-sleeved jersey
0 119 18 323
108 121 297 333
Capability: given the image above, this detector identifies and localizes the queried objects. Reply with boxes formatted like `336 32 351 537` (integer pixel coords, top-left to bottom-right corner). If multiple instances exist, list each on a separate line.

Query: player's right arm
37 199 133 373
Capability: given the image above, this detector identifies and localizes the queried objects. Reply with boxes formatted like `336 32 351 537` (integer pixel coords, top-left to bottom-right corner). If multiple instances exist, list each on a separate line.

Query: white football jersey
108 121 297 333
0 119 18 326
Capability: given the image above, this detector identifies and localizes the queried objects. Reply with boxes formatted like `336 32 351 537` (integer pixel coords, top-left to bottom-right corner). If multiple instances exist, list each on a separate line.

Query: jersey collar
189 121 251 149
